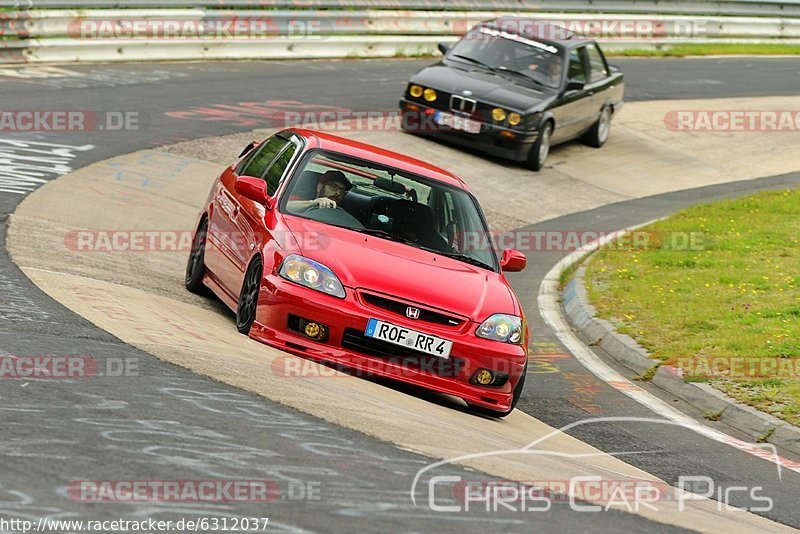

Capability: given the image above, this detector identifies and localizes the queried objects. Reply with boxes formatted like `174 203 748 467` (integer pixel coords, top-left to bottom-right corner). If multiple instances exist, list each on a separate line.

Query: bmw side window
236 136 288 178
567 48 587 83
586 44 609 82
264 143 298 196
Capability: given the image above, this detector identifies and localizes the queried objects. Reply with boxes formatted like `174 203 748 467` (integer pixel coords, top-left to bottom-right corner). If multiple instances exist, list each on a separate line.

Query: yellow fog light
492 107 507 122
423 88 437 102
475 369 494 385
410 84 423 98
508 112 522 126
304 322 322 339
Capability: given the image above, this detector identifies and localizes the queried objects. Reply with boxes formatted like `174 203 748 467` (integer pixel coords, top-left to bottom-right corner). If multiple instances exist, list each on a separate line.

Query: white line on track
537 223 800 477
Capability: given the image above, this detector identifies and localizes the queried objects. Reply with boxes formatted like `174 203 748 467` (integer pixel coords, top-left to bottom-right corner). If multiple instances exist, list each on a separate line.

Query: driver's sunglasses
325 182 346 194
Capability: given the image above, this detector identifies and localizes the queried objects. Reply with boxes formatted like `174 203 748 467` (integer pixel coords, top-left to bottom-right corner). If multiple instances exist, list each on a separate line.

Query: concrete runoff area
8 97 800 532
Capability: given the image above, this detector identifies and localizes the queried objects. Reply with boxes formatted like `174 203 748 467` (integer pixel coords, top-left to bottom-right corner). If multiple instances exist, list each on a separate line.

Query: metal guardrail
0 4 798 64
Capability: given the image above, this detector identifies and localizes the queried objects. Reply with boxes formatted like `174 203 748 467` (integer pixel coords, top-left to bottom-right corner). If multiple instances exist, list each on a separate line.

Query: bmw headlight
476 314 523 344
491 107 507 122
279 254 345 298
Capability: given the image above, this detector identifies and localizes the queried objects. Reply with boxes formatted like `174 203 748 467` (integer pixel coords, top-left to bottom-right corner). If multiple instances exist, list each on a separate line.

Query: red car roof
287 128 469 190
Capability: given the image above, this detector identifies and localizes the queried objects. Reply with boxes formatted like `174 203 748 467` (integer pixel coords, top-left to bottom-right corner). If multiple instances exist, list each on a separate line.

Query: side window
567 47 587 83
236 136 289 178
264 143 297 196
586 44 609 82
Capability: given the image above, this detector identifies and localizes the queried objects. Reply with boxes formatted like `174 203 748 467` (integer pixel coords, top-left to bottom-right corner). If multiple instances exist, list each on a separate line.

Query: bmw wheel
585 106 612 148
526 122 552 171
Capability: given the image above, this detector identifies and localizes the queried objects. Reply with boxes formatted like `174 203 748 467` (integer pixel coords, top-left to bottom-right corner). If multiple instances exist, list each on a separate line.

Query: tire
525 121 553 171
236 257 262 334
468 362 528 418
584 106 612 148
185 218 208 294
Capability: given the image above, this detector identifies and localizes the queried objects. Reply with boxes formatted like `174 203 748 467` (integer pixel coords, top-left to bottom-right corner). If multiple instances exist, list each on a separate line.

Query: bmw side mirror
500 249 526 272
235 176 274 209
437 42 449 55
565 80 585 92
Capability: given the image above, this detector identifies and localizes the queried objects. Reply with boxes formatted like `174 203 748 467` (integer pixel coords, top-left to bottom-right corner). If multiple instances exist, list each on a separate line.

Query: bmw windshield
448 26 565 89
281 149 499 272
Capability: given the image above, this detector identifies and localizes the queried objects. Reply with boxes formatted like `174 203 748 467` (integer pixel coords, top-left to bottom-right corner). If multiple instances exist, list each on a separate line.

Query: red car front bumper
249 273 527 412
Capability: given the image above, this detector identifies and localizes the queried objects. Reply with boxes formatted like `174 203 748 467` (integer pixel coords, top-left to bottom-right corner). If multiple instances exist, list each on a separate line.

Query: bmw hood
284 216 518 321
410 63 554 112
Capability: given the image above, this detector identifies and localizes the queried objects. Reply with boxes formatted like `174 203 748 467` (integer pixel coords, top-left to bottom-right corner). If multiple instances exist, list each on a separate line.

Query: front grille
450 94 477 114
360 293 464 327
341 328 464 377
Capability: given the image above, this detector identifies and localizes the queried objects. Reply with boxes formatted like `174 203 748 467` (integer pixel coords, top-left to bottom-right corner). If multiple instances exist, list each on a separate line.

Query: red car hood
284 216 517 321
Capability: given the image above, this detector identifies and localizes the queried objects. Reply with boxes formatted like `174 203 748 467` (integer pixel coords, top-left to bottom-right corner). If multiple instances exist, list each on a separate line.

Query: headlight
491 107 507 122
409 84 423 98
507 112 522 126
476 314 523 344
279 254 345 298
423 88 437 102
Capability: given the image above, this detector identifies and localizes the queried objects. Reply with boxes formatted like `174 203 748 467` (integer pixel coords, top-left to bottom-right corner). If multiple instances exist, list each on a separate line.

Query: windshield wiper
351 227 420 247
450 54 499 73
434 250 495 271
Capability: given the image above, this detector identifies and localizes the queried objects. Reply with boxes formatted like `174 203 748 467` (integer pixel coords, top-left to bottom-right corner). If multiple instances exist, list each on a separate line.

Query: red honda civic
186 129 529 417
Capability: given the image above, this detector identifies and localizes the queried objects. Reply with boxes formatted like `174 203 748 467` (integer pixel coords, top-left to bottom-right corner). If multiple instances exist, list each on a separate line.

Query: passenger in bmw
287 170 352 212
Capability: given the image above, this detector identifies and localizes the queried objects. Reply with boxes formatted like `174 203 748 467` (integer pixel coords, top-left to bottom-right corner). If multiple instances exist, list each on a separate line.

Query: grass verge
584 188 800 425
606 43 800 57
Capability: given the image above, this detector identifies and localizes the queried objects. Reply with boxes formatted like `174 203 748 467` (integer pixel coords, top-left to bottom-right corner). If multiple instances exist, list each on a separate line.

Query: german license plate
365 318 452 359
434 111 481 134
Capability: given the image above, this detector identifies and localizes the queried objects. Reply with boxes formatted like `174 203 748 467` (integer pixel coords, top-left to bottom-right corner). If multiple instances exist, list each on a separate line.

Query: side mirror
437 42 449 55
565 79 585 92
500 249 526 272
238 141 257 158
235 176 273 208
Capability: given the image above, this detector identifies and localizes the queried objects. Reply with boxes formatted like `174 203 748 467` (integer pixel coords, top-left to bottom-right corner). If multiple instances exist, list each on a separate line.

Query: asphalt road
1 57 799 532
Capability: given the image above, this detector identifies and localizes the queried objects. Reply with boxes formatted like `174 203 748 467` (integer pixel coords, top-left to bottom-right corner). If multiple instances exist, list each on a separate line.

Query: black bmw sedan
399 18 625 171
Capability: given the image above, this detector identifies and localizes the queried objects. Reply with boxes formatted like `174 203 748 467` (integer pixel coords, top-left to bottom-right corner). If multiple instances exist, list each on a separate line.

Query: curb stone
562 263 800 457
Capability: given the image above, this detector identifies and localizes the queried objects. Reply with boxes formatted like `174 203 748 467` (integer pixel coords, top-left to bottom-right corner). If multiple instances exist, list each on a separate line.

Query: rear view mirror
500 249 527 272
374 177 405 195
235 176 273 209
437 42 449 55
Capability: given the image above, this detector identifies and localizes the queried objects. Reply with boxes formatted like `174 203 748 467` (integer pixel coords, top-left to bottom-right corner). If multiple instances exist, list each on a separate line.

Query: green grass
607 43 800 57
584 188 800 425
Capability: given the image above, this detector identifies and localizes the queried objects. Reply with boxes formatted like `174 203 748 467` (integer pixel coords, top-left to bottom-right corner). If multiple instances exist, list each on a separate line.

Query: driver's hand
314 197 337 209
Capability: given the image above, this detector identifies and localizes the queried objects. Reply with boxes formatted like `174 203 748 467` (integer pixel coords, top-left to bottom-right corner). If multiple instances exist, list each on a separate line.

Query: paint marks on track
0 139 94 195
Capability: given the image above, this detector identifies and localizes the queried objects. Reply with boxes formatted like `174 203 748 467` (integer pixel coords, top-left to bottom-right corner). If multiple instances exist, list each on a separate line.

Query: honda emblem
406 307 420 319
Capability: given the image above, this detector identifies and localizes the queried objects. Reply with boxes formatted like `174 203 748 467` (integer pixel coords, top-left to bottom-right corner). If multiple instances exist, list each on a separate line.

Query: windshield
281 149 498 271
448 27 564 89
